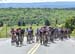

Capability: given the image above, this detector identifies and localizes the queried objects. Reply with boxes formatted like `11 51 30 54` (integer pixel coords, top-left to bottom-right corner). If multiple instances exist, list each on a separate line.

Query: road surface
0 37 75 54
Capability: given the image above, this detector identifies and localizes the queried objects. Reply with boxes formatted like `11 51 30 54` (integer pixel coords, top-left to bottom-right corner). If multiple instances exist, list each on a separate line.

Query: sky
0 0 75 3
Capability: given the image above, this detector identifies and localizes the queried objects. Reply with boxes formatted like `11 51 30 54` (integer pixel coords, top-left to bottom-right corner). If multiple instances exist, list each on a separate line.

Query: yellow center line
27 43 38 54
27 43 40 54
31 44 40 54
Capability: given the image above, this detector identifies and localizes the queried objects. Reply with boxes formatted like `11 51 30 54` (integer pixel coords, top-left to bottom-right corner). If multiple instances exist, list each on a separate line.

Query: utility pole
6 23 7 38
55 19 58 27
0 28 1 38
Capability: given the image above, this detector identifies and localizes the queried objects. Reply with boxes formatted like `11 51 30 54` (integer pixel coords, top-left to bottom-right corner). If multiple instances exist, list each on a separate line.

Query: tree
22 21 26 26
18 21 22 26
0 21 3 27
65 16 75 31
44 19 50 26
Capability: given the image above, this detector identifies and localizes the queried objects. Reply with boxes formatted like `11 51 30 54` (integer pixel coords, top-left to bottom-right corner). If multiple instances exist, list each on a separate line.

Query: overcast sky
0 0 75 3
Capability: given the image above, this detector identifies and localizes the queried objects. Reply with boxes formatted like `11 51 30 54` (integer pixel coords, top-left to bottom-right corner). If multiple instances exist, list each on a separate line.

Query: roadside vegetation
0 8 75 38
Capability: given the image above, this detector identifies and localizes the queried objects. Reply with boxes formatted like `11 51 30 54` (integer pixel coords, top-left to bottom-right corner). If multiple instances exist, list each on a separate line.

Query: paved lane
0 38 75 54
0 37 36 54
35 39 75 54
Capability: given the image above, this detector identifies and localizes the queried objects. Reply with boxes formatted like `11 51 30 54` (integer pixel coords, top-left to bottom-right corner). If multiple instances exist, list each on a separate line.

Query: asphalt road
0 37 75 54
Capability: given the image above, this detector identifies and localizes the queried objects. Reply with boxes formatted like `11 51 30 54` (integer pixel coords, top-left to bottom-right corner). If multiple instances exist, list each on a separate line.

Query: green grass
70 29 75 38
0 25 11 38
0 25 43 38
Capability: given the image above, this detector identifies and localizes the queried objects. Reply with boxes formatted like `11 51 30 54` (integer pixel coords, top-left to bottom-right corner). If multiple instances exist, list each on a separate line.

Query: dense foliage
0 8 75 26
